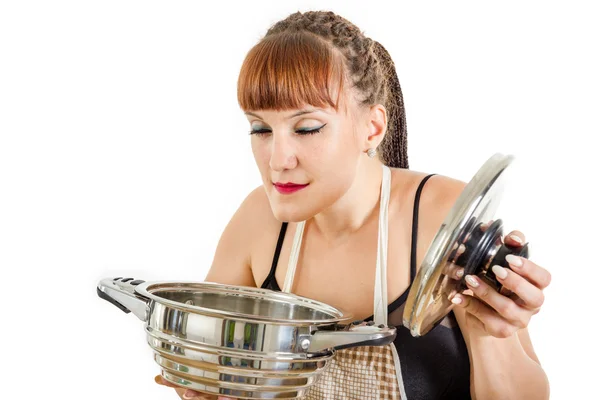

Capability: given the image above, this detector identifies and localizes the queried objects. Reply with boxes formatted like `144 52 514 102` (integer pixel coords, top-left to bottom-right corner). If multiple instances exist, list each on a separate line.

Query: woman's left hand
451 230 552 338
154 375 233 400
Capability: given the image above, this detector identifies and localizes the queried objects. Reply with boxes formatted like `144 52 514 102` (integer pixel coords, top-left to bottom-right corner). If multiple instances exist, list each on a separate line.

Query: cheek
311 129 359 173
306 133 359 194
250 140 271 172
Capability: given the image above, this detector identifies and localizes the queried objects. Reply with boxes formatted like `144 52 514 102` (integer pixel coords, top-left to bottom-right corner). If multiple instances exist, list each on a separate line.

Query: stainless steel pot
97 277 396 399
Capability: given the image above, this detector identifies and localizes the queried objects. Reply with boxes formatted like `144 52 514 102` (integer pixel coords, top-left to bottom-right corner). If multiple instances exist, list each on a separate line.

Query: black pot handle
454 219 530 291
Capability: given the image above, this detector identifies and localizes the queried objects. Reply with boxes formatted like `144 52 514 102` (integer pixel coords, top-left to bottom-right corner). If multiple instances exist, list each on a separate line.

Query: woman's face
245 98 368 222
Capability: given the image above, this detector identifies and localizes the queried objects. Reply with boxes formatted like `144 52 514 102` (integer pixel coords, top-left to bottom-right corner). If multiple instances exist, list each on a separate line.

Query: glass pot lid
403 153 530 337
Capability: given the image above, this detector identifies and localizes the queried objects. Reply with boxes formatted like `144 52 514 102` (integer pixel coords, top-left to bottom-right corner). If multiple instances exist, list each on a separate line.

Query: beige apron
282 165 408 400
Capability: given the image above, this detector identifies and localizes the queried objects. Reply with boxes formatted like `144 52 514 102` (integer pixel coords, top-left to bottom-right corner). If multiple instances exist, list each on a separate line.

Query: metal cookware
403 153 531 337
97 278 396 399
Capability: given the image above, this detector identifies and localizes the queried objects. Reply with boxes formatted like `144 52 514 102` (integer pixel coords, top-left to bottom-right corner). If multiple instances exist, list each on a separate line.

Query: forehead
243 89 364 122
245 107 333 120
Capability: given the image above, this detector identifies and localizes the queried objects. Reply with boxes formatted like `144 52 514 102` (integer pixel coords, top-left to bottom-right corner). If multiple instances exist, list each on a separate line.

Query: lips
273 182 309 194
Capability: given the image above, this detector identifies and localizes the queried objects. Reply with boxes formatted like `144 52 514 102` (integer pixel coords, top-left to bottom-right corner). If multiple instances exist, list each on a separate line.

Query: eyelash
249 124 326 136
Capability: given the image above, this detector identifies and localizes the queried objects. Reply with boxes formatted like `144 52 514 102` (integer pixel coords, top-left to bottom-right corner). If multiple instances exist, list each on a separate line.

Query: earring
366 148 377 158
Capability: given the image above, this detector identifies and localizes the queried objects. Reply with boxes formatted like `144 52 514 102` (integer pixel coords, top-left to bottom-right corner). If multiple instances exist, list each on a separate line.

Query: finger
451 293 517 338
443 244 465 280
505 254 552 289
442 261 464 280
449 242 466 260
492 265 545 309
463 274 531 328
178 387 215 400
504 230 525 247
463 220 492 242
155 376 213 399
180 389 215 400
155 375 180 389
182 388 210 399
480 220 494 231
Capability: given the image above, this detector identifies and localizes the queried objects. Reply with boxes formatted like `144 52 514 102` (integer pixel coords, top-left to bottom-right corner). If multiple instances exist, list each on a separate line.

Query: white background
1 1 598 399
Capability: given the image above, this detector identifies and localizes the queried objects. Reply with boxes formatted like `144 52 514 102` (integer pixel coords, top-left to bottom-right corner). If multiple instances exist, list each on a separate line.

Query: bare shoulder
204 185 280 286
416 171 467 246
416 171 467 218
389 167 467 218
389 167 467 271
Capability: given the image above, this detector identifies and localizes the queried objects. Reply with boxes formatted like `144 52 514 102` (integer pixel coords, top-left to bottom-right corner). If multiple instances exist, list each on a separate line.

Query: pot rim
135 280 354 326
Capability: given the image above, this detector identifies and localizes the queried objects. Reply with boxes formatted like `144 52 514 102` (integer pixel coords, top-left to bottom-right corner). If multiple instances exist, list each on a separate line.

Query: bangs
237 31 347 112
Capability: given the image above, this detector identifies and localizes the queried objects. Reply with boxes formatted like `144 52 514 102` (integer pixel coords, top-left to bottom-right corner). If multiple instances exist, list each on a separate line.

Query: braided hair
237 11 408 169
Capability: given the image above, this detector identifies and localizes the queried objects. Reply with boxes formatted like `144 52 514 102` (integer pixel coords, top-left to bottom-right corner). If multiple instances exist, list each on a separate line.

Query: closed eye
249 124 327 136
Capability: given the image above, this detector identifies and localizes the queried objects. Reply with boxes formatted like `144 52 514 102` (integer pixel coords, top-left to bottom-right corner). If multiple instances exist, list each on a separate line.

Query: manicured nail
451 296 463 305
492 265 508 279
509 235 523 244
465 275 479 287
183 390 196 399
455 268 464 279
506 254 523 267
448 289 458 300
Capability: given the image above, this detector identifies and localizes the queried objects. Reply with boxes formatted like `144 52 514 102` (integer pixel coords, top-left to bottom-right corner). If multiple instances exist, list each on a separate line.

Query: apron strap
391 342 409 400
376 165 408 400
282 220 305 293
374 164 391 326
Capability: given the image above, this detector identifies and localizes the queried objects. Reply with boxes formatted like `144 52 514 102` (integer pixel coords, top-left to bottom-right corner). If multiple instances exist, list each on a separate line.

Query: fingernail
448 289 458 300
465 275 479 287
492 265 508 279
455 268 464 279
451 296 463 305
183 390 196 399
506 254 523 267
509 235 523 244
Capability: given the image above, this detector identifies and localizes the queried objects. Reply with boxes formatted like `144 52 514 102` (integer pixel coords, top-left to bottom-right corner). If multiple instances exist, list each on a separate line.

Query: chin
267 186 344 223
266 191 316 223
269 202 316 223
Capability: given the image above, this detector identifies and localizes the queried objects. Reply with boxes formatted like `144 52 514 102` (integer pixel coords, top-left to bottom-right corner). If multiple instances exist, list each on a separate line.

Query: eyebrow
244 109 324 120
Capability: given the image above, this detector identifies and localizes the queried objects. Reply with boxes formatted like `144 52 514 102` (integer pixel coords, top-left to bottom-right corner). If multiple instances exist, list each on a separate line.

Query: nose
269 133 298 172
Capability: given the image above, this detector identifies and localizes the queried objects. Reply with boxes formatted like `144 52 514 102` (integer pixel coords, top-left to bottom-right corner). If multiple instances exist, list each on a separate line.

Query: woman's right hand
154 375 233 400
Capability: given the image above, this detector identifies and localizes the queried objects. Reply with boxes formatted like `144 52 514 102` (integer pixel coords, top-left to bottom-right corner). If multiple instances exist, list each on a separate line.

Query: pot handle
306 321 397 353
97 277 150 322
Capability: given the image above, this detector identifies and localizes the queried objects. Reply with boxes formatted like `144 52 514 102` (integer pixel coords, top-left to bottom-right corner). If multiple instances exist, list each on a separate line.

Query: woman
156 10 551 400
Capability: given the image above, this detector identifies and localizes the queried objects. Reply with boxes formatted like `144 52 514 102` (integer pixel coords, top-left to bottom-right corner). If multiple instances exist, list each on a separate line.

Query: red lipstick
273 182 309 194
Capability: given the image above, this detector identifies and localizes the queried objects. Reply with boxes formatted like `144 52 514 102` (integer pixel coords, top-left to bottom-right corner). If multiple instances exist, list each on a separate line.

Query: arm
155 187 268 399
454 310 549 400
204 186 266 287
424 176 550 400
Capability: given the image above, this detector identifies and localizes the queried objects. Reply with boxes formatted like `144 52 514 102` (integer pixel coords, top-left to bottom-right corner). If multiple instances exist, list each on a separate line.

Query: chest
252 213 422 321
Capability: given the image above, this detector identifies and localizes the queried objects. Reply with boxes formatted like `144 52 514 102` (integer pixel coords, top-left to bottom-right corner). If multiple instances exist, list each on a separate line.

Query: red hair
237 31 347 112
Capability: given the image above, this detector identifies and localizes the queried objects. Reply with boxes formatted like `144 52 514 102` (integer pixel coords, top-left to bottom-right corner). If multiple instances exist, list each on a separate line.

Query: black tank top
261 174 472 399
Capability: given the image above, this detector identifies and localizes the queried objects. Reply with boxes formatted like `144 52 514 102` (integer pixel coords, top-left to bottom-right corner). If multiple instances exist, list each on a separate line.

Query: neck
310 158 384 243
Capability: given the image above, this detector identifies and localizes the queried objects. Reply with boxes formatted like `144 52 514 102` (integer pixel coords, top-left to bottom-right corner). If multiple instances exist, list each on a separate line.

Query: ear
364 104 387 150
